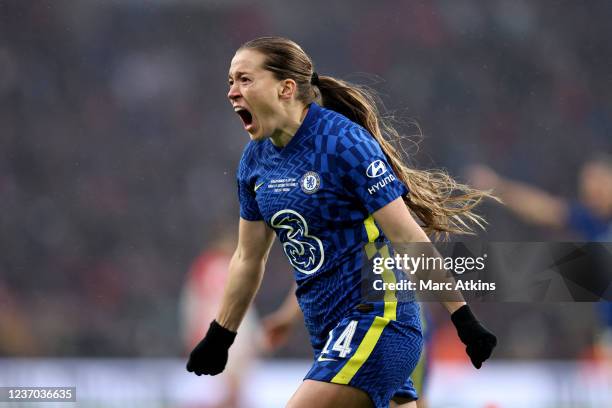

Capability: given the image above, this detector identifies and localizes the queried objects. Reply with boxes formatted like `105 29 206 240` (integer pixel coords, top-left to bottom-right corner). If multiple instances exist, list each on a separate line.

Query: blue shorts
304 301 423 408
410 304 433 397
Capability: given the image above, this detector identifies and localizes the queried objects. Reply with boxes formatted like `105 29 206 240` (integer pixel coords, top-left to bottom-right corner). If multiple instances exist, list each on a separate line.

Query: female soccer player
186 37 497 408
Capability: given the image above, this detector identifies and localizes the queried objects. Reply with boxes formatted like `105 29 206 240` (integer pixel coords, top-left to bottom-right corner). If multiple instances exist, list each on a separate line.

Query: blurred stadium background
0 1 611 407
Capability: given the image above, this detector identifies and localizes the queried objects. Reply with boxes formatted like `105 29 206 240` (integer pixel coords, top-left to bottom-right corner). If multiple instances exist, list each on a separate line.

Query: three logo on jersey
265 161 392 275
270 209 324 275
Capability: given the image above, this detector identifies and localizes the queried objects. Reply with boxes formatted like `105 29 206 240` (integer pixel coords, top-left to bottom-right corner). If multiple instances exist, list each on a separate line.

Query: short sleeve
337 126 409 213
237 147 263 221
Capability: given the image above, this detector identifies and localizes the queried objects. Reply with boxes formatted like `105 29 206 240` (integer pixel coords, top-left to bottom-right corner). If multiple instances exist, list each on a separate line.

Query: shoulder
313 105 374 153
316 104 366 137
567 201 609 239
238 140 265 178
567 201 594 225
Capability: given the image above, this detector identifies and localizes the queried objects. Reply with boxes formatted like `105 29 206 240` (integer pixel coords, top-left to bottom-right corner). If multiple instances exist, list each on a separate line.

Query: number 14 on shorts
318 320 358 361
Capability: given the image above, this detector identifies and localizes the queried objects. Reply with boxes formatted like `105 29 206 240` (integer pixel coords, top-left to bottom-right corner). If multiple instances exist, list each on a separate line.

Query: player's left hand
451 305 497 369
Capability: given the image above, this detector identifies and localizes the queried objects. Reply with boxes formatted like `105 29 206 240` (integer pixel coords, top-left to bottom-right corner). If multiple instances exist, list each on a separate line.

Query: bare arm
372 197 465 314
467 164 569 228
373 197 497 369
216 218 275 331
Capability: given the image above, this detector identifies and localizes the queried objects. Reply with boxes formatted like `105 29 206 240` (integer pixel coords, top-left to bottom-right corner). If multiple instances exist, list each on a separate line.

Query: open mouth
235 107 254 130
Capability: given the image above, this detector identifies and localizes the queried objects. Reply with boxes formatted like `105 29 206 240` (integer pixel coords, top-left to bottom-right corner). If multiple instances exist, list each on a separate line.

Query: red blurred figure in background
180 228 261 408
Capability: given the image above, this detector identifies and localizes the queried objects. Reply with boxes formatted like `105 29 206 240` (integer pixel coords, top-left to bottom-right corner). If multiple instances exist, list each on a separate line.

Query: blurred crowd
1 1 610 358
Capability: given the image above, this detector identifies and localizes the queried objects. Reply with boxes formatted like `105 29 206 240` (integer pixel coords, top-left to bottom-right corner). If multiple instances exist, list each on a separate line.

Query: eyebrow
228 71 249 80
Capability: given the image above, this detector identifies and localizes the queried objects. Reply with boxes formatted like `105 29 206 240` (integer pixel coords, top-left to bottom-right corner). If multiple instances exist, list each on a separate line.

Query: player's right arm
186 217 274 376
467 164 568 228
217 218 275 331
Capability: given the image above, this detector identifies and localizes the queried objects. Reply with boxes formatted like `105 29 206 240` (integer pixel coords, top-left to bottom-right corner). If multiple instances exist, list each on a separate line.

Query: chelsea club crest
300 171 321 194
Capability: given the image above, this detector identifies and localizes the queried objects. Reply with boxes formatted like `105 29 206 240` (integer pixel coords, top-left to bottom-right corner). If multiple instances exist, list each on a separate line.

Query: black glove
186 320 237 376
451 305 497 369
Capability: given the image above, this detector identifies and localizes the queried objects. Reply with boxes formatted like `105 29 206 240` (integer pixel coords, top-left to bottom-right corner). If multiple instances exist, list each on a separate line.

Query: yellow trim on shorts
329 216 399 385
331 315 390 384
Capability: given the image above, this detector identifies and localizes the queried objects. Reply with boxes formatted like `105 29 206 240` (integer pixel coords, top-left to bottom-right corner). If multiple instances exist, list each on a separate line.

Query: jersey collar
268 102 320 154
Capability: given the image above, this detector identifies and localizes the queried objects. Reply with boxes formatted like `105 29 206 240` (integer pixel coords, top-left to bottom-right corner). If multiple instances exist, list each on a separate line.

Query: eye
240 77 251 84
228 79 234 86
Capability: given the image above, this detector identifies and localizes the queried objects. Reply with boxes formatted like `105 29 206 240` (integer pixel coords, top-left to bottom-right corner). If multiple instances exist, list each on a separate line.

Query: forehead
228 49 266 77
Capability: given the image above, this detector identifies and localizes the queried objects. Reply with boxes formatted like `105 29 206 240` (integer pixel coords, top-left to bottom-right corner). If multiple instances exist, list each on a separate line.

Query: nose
227 82 241 101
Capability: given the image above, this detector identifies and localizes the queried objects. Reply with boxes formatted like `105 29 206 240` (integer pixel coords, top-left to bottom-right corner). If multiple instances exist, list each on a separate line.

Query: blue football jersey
237 102 410 348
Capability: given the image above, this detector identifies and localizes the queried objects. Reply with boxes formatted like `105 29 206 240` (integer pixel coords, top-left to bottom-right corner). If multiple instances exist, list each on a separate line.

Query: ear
278 79 297 100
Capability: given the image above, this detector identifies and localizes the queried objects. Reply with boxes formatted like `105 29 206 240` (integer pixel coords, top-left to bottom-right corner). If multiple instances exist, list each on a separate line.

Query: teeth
234 107 246 112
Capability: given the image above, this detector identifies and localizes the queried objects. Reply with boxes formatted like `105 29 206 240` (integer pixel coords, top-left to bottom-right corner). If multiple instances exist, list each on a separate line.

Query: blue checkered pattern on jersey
236 102 410 347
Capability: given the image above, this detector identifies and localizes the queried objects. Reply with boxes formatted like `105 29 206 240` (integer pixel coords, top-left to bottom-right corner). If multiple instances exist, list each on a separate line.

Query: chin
247 128 267 141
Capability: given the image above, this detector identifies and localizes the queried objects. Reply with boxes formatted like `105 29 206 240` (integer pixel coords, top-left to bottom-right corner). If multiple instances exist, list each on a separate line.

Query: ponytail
315 75 497 238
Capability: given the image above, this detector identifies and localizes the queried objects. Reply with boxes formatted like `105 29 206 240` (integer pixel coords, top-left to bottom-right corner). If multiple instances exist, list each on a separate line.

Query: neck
270 103 310 147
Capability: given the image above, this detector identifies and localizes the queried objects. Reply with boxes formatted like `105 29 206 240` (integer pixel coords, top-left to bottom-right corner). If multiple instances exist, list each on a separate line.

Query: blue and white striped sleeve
236 145 263 221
